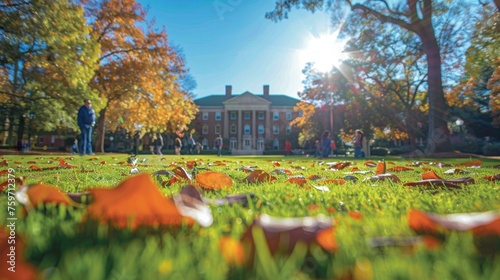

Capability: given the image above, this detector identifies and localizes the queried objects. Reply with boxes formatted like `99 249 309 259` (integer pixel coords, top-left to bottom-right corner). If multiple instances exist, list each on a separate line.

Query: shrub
371 147 390 156
482 142 500 156
389 146 414 156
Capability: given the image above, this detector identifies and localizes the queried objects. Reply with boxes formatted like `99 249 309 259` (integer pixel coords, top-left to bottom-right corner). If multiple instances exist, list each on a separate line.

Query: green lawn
1 154 499 280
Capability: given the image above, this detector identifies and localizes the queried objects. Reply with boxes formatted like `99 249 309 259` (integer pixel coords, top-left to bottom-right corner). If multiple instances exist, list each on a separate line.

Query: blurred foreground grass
1 154 499 279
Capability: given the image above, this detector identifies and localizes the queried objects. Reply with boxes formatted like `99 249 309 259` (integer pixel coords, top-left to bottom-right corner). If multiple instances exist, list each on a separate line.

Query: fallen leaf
195 171 233 190
85 173 193 229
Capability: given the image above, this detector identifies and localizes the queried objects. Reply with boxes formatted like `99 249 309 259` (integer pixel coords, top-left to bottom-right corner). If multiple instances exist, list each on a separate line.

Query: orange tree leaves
85 173 193 229
195 171 233 190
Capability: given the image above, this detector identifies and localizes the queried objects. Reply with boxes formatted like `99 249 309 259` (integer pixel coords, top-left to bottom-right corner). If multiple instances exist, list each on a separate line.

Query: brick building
193 85 301 155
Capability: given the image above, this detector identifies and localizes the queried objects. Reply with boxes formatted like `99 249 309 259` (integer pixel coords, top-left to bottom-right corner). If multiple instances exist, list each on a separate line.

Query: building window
257 137 264 150
258 112 264 120
244 124 250 135
244 139 251 147
202 124 209 134
215 124 221 134
230 124 236 134
273 112 279 120
202 138 208 149
273 138 279 150
286 125 292 135
230 137 237 150
286 111 293 121
215 112 221 121
258 124 264 134
202 112 209 120
230 112 237 120
298 110 303 117
273 125 279 134
244 112 250 120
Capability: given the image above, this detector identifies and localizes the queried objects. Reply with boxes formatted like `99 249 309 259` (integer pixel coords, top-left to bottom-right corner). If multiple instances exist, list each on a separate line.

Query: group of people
314 129 365 158
75 99 365 158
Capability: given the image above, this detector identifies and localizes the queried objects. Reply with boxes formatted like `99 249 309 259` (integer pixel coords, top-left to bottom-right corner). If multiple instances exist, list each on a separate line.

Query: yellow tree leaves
85 0 197 151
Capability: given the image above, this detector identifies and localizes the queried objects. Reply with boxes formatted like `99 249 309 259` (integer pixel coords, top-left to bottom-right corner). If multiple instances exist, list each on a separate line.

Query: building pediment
223 92 272 106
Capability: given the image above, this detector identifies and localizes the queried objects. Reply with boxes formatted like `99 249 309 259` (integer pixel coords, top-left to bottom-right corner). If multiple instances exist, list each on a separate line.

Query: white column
237 110 242 149
252 110 256 149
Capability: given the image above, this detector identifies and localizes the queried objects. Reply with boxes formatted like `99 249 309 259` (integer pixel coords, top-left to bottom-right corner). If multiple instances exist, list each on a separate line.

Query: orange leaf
0 170 8 176
364 161 377 167
307 204 320 211
422 170 443 180
455 160 482 167
85 173 193 229
195 171 233 190
323 179 346 185
307 174 322 180
0 159 7 166
329 162 350 170
0 177 24 192
387 166 414 172
100 161 106 165
29 165 42 171
315 227 337 252
408 209 439 234
172 166 192 180
483 174 500 181
285 177 307 186
26 161 36 164
25 184 77 207
273 162 281 167
244 170 277 183
375 161 386 175
219 237 246 266
349 211 363 220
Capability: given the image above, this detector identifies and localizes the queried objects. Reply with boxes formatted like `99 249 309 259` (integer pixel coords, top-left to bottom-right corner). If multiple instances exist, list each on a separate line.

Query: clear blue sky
137 0 335 99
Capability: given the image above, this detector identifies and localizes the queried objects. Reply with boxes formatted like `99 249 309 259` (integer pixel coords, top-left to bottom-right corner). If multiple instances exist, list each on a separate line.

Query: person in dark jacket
77 99 96 155
321 130 331 158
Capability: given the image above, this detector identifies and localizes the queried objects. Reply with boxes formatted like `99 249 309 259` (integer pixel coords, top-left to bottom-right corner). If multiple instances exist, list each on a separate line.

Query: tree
0 0 100 146
267 0 460 154
449 3 500 134
83 0 198 152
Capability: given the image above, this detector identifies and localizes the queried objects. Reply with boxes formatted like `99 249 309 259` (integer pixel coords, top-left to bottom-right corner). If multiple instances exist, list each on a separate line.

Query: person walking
354 130 365 158
77 99 96 155
330 140 337 157
215 135 223 156
188 134 196 154
321 130 331 158
284 140 292 156
131 131 142 156
174 136 182 155
156 133 163 155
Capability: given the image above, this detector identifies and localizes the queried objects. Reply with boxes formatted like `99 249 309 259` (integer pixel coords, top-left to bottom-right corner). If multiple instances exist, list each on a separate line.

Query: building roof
194 92 300 107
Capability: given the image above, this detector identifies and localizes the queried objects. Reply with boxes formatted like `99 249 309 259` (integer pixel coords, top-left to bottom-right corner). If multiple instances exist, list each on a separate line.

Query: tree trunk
94 107 107 153
17 113 25 150
421 30 452 154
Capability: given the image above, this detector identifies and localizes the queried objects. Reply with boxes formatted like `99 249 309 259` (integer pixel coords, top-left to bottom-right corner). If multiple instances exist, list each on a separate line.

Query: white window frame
215 124 221 134
273 112 279 120
230 124 236 134
273 125 279 134
244 124 250 135
257 137 265 150
230 112 237 120
286 111 293 121
273 138 279 150
202 112 209 120
215 112 221 121
244 112 250 120
258 124 264 134
258 112 264 120
286 125 291 135
202 124 209 134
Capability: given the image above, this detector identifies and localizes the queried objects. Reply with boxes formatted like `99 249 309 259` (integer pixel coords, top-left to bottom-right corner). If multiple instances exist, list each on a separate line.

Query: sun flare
301 32 349 72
